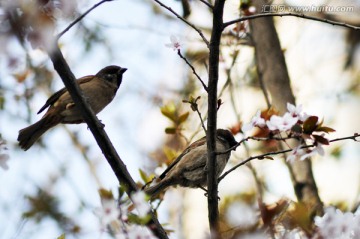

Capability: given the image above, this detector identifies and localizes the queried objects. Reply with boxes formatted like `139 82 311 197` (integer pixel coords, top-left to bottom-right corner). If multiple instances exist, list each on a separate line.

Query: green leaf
98 188 113 200
163 146 178 161
139 169 149 183
291 124 303 134
160 104 177 122
57 234 66 239
127 213 152 225
330 145 342 159
315 126 336 133
165 127 176 134
303 116 318 134
178 112 189 124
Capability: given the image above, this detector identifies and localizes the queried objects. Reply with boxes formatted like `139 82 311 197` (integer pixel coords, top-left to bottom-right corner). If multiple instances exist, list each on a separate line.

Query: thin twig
177 50 208 92
57 0 114 39
153 0 210 47
223 12 360 30
183 96 207 133
216 135 298 155
218 133 360 181
199 0 213 9
196 109 207 134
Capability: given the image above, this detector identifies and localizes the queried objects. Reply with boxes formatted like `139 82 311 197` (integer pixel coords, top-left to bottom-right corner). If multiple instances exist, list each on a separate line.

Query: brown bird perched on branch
144 129 237 197
17 65 127 151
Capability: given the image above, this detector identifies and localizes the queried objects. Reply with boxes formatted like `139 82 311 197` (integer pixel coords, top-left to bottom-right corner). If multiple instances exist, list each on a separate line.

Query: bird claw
202 187 220 200
86 120 105 130
99 120 105 128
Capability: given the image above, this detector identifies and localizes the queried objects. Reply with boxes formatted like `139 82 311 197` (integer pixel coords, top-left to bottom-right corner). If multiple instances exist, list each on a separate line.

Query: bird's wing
159 136 206 179
37 75 94 114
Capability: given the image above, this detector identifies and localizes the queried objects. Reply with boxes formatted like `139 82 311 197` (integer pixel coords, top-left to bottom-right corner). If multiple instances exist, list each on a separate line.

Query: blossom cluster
314 207 360 238
0 140 9 170
243 103 334 162
94 190 156 239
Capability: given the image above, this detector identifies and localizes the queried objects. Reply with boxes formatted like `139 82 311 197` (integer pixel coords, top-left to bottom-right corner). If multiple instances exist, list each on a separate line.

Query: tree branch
218 133 360 182
199 0 213 9
206 0 225 237
177 49 208 92
57 0 114 39
152 0 210 47
47 43 168 239
223 12 360 30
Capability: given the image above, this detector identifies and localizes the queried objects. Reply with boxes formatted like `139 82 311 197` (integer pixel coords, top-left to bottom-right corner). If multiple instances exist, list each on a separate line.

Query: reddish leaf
260 199 289 226
313 135 329 145
303 116 318 134
230 122 242 135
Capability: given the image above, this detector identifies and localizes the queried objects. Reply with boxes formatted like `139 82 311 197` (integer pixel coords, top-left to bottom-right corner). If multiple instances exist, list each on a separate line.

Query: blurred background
0 0 359 238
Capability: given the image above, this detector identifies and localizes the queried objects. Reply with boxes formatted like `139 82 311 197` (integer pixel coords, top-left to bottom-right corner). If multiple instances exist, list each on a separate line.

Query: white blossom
314 207 360 239
287 103 309 122
0 140 9 170
115 225 157 239
131 191 150 218
286 145 306 162
242 110 266 132
266 113 298 132
165 35 182 51
94 198 121 227
226 201 258 228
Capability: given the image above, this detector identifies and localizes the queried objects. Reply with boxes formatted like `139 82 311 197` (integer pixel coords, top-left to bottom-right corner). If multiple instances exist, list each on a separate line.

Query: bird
17 65 127 151
144 129 238 197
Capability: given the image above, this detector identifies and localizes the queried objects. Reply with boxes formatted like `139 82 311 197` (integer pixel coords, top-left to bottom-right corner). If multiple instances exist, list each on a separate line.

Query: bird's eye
105 74 114 81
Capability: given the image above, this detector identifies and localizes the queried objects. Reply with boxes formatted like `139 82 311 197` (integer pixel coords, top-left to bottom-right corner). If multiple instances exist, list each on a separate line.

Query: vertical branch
207 0 225 236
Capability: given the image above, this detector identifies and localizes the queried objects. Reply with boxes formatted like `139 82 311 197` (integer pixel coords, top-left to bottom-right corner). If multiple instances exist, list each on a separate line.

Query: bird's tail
17 114 59 151
144 179 173 198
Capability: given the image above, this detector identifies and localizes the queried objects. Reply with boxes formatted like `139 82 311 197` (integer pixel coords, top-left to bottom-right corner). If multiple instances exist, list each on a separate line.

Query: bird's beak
120 68 128 74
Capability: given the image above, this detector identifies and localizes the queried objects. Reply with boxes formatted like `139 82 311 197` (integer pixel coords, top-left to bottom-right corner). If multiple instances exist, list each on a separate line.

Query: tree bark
249 0 323 216
207 0 225 237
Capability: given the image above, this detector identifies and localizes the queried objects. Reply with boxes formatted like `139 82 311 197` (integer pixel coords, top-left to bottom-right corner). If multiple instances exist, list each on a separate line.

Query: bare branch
57 0 114 39
206 0 226 235
216 135 297 155
177 50 208 92
199 0 213 9
223 12 360 30
152 0 210 47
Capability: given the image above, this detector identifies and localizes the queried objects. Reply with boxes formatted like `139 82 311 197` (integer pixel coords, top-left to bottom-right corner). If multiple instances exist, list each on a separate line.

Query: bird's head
96 65 127 88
